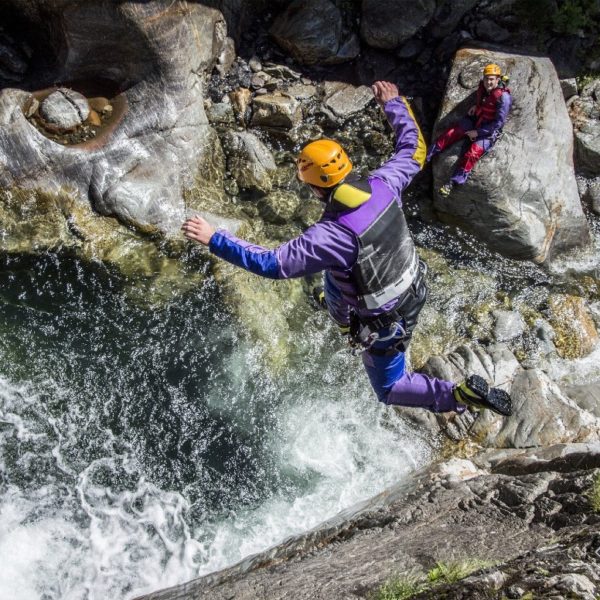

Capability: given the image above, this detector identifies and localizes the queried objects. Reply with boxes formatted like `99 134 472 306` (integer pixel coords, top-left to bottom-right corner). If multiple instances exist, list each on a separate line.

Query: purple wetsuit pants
324 272 462 413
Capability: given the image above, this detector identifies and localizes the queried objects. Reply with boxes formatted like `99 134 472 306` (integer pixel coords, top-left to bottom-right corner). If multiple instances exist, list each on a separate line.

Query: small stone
560 78 578 100
249 56 262 72
24 96 39 118
262 63 301 80
86 109 102 127
88 97 111 113
39 88 90 131
228 87 253 124
251 73 268 89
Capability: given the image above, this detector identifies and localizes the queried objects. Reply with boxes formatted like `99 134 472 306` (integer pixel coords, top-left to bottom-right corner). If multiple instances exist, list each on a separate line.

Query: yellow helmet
483 63 502 76
296 139 352 188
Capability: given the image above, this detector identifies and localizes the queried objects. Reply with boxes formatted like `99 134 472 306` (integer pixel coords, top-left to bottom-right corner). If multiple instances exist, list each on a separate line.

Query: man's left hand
466 130 478 141
182 216 216 246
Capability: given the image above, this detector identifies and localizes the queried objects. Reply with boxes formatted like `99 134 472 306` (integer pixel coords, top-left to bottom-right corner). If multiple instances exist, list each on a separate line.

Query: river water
0 202 598 599
0 252 435 599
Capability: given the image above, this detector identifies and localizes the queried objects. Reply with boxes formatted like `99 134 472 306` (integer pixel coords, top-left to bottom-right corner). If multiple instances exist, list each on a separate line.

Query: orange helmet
296 139 352 188
483 63 502 76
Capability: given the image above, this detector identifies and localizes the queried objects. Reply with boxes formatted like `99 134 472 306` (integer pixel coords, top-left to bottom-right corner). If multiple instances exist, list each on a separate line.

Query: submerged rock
0 187 206 305
547 294 599 359
431 48 590 264
223 130 277 194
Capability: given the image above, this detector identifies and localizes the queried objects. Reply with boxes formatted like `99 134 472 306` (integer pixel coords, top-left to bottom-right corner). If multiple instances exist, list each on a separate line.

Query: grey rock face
223 131 276 194
571 78 600 177
0 29 29 80
0 1 229 234
251 92 301 129
475 18 511 42
562 382 600 418
361 0 436 49
488 368 600 448
322 81 374 120
39 88 90 130
560 77 578 100
429 0 478 39
432 48 590 264
269 0 350 65
135 444 600 600
413 343 600 448
584 178 600 215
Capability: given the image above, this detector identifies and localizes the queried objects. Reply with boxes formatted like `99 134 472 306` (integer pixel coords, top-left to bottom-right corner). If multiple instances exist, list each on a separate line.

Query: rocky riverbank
136 443 600 599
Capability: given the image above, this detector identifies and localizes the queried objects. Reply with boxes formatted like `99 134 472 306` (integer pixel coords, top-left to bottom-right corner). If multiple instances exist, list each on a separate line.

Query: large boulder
269 0 358 65
431 48 590 264
569 77 600 177
402 343 600 449
0 1 229 235
361 0 436 50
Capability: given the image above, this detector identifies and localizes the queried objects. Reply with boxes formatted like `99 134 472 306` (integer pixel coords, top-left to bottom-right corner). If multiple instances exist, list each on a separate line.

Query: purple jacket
209 96 426 324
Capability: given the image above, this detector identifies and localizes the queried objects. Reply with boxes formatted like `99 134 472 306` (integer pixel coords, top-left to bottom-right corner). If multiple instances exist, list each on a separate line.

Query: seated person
428 63 512 196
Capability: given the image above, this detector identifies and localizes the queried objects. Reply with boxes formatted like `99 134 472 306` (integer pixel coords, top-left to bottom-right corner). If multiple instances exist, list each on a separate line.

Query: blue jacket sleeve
209 230 280 279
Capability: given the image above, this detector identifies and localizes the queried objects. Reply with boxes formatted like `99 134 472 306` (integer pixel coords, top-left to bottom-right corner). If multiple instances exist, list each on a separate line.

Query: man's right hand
372 80 400 108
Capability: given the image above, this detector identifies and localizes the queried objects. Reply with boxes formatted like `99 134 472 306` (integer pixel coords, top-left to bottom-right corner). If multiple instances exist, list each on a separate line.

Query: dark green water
0 252 431 599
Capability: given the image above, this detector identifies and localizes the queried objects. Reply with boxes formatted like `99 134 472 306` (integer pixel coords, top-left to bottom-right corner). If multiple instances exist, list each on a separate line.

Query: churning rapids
0 205 599 600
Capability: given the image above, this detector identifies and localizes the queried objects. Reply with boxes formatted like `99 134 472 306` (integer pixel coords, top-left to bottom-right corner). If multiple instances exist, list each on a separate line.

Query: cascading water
0 254 434 599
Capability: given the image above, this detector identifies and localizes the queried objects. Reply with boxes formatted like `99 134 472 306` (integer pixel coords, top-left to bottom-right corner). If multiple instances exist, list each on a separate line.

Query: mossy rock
0 187 205 305
547 293 599 359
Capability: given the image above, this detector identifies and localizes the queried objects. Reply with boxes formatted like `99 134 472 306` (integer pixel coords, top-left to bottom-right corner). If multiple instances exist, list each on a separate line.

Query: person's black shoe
454 374 513 417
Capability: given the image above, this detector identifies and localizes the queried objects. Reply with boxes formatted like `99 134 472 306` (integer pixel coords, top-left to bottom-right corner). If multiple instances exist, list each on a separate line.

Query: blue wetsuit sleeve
209 230 280 279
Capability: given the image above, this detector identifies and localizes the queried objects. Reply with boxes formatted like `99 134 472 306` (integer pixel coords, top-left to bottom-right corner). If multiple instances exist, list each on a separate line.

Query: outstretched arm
369 81 427 198
182 216 357 280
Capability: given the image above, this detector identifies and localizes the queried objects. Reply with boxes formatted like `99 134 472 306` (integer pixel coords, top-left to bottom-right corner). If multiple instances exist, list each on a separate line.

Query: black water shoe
454 374 513 417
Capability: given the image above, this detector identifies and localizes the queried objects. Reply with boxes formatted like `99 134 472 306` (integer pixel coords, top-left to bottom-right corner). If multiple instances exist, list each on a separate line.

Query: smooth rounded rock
269 0 343 65
39 88 90 130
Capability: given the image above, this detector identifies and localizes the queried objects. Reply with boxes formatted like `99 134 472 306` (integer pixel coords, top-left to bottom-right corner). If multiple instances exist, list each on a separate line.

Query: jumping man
182 80 512 418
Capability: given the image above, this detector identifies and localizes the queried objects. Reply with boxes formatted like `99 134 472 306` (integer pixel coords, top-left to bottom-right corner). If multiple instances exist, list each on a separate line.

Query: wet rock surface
135 444 600 600
405 343 600 448
0 1 228 234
